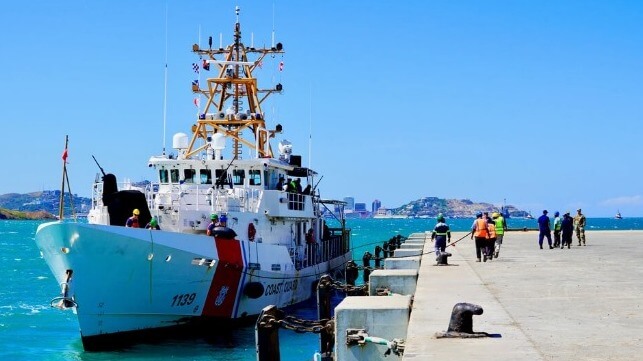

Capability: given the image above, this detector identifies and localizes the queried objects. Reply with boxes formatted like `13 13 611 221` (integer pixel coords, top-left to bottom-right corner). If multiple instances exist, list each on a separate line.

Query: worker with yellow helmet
126 209 141 228
492 212 507 258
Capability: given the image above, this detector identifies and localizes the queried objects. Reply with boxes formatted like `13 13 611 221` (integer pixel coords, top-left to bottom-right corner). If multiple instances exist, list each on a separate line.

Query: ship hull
35 221 350 350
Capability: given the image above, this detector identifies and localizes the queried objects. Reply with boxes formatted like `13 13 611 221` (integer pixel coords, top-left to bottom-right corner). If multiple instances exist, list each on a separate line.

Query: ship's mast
185 6 284 160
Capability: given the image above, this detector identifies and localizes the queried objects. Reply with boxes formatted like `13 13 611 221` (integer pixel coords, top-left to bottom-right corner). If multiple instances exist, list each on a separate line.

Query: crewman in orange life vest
471 212 490 262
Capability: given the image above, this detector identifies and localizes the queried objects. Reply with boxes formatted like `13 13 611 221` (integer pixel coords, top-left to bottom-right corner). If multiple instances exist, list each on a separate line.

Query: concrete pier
404 230 643 360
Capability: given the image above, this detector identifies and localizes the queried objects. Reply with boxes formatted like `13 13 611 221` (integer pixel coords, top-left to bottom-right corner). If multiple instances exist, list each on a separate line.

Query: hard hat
492 212 500 218
133 209 140 215
150 218 158 226
554 211 560 216
476 212 483 218
210 213 218 220
437 215 445 222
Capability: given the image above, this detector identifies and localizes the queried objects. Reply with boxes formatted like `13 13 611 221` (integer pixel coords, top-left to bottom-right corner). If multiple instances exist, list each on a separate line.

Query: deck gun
92 155 106 177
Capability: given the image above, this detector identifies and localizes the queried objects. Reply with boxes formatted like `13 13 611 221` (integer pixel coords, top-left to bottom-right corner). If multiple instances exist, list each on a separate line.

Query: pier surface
403 230 643 360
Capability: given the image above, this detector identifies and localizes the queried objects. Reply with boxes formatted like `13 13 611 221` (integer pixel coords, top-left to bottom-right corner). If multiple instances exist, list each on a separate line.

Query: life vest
495 216 505 235
488 223 497 238
127 216 140 228
474 219 488 238
247 223 256 241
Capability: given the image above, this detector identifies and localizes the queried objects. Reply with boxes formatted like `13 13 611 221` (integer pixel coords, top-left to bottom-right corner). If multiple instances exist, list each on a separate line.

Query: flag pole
59 135 69 220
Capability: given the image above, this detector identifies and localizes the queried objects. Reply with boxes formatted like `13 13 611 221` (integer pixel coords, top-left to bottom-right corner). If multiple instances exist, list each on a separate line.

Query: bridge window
215 169 228 187
200 169 212 184
233 169 245 185
159 169 169 184
170 169 180 183
249 169 261 186
183 169 196 184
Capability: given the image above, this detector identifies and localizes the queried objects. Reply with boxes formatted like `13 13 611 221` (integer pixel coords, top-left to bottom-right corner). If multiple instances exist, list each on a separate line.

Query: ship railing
146 184 263 214
91 181 103 208
297 233 349 269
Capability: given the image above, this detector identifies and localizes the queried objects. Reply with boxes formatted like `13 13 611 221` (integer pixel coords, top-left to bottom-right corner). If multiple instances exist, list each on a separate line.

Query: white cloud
599 195 643 206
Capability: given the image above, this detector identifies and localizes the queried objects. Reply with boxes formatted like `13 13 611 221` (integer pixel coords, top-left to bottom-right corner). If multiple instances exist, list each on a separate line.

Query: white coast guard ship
35 8 351 350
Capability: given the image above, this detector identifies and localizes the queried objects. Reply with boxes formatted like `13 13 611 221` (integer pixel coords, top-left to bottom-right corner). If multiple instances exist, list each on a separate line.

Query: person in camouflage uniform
573 208 587 246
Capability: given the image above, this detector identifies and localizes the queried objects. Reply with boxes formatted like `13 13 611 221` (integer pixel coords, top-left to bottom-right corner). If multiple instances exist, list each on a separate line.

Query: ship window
233 169 245 185
215 169 228 187
170 169 180 183
183 169 196 184
159 169 169 184
249 170 261 186
200 169 212 184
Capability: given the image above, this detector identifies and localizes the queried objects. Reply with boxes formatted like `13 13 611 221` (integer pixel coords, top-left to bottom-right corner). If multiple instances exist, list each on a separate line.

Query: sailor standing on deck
206 214 219 236
145 217 160 230
125 209 140 228
431 214 451 260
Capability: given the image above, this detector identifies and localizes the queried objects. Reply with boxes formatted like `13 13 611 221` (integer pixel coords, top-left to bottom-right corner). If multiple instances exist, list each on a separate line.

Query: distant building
372 199 381 213
343 197 355 211
354 203 366 212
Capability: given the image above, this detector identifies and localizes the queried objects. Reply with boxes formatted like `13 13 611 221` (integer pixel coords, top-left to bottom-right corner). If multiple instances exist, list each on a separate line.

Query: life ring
248 223 256 241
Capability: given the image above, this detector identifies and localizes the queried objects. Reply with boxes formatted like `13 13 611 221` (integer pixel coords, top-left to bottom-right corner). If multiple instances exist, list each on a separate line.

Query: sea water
1 217 640 360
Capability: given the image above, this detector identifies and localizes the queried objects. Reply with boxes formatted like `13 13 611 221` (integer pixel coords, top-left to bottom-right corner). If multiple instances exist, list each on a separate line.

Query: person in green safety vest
492 212 507 258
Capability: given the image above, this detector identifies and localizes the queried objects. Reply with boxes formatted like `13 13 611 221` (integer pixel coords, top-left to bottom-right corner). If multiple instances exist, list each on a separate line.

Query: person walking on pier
553 211 562 248
492 212 507 258
537 210 553 249
486 219 497 261
431 214 451 260
471 213 490 262
574 208 587 246
561 211 573 249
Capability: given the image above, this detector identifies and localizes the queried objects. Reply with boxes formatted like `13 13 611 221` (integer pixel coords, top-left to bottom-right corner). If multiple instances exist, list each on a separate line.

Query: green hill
0 190 91 220
391 197 527 218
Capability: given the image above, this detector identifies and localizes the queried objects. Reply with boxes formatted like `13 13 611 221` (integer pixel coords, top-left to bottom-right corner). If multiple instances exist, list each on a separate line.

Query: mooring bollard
382 241 390 258
436 251 452 266
345 260 358 286
394 235 403 248
435 302 489 338
374 245 382 269
317 275 334 358
362 251 372 284
388 238 397 252
256 305 285 361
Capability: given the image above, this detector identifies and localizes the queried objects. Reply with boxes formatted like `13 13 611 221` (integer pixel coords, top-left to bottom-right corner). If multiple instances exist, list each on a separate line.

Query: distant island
0 190 91 220
0 208 58 220
0 191 527 220
354 197 528 219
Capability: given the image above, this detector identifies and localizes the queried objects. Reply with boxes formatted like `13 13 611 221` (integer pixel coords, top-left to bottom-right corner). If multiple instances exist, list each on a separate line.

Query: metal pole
58 136 68 220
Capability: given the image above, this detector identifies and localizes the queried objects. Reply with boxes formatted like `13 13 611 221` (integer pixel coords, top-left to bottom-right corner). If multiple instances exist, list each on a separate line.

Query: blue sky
1 1 642 217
